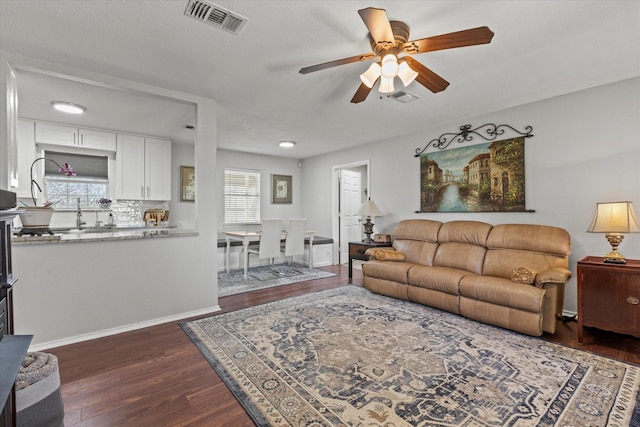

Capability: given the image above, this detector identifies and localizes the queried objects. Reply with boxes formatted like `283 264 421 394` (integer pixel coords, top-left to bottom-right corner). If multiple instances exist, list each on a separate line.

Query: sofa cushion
433 242 487 275
392 219 442 266
486 224 571 256
437 220 493 246
433 221 493 275
408 265 469 295
392 219 442 242
393 240 438 266
361 260 412 284
459 275 546 313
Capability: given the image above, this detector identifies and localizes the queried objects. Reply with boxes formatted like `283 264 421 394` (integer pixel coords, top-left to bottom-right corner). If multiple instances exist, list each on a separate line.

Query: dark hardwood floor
48 265 640 426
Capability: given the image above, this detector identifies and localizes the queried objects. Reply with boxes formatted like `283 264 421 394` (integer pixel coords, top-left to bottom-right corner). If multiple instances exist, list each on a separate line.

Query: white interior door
339 169 362 264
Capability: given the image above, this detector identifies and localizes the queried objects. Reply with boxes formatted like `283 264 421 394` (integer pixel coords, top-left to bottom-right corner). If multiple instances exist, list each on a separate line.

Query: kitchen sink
53 226 167 234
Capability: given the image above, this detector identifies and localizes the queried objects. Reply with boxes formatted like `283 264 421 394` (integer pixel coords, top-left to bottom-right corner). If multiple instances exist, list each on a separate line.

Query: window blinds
224 168 260 224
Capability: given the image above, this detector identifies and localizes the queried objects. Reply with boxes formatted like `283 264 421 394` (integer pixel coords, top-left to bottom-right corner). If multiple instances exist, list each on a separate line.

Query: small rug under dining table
181 286 640 426
217 263 336 297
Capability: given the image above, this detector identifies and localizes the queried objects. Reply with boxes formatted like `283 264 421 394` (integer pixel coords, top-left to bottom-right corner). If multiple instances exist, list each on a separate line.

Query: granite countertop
12 227 199 245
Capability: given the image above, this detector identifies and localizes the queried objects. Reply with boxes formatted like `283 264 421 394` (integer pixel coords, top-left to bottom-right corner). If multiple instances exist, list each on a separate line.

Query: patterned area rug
182 286 640 426
218 263 336 297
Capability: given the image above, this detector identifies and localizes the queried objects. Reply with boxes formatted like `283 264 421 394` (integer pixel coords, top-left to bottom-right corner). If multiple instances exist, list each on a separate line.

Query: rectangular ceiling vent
184 0 248 35
392 91 420 104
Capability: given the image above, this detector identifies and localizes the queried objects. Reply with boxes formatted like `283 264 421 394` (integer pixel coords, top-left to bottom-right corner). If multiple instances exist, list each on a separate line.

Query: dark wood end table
577 256 640 344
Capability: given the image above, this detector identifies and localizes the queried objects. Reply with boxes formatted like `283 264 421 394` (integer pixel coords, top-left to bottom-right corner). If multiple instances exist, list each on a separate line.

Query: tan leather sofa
362 219 571 336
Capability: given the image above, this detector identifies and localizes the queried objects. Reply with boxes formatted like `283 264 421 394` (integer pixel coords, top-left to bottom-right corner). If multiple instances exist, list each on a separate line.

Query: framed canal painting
420 137 526 213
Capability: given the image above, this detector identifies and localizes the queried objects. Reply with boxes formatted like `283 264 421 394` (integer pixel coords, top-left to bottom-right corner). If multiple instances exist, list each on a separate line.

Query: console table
577 256 640 344
1 210 33 427
348 241 393 278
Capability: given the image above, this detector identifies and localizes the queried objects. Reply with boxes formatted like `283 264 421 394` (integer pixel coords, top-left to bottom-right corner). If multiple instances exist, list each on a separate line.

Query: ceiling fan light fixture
378 76 395 94
360 63 381 88
380 54 399 79
397 61 418 87
50 101 86 114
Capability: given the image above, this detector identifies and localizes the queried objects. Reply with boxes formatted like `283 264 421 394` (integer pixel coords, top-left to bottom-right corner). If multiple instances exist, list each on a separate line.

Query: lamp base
362 217 374 243
603 233 627 264
603 253 627 264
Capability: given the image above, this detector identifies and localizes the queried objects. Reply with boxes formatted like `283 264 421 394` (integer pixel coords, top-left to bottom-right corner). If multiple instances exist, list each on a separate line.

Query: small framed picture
271 174 292 204
180 166 195 202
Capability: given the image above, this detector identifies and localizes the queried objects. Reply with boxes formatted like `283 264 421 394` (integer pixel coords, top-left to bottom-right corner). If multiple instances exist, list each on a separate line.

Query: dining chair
248 219 283 267
282 218 307 266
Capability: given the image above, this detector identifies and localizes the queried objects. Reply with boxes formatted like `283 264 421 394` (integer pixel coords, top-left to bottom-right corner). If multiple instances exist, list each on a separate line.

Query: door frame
332 160 370 264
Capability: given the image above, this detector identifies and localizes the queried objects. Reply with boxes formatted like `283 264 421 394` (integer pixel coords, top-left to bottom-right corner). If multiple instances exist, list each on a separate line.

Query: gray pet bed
16 352 65 427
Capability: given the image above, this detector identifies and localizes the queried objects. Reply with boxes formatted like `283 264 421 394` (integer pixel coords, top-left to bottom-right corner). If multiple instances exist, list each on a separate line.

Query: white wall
217 149 303 232
301 77 640 314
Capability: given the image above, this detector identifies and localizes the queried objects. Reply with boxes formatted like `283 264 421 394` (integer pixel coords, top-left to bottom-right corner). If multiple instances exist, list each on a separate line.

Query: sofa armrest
535 267 572 286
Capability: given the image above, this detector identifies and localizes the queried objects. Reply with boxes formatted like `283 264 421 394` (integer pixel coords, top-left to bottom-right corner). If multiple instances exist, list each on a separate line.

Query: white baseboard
29 305 221 352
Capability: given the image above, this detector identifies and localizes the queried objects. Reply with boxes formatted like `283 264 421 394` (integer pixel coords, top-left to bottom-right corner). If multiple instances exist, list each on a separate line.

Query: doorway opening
332 160 370 265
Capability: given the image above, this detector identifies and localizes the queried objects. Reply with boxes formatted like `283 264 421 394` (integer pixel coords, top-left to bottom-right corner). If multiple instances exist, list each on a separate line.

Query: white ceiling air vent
184 0 248 35
392 91 420 104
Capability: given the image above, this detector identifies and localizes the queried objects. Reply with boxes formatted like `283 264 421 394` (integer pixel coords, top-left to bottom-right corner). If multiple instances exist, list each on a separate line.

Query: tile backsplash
16 199 171 229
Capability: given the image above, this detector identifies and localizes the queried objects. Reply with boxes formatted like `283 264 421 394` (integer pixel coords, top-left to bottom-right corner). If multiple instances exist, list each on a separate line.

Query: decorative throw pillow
511 267 536 285
374 249 405 262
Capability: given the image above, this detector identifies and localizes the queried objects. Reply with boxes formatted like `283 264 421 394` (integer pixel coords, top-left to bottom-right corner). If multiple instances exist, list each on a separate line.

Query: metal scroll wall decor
416 123 534 213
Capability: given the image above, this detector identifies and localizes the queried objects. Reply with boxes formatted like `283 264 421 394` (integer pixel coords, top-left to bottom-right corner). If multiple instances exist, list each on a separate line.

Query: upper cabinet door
35 122 116 151
144 138 172 201
35 122 77 147
79 128 116 151
116 134 146 200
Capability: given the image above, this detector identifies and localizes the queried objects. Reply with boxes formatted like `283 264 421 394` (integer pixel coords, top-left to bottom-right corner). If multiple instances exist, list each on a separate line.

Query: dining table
223 230 315 279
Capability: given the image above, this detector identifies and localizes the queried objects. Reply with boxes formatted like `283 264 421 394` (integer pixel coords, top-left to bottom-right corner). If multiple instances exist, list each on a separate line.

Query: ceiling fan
299 7 494 103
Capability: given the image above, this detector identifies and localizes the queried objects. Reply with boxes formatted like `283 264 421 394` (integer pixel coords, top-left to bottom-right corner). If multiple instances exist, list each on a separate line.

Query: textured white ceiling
1 1 639 158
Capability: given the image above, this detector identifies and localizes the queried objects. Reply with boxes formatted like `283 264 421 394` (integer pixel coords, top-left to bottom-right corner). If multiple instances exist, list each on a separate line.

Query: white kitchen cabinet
35 122 116 151
80 128 117 151
144 137 172 201
13 119 38 198
116 134 171 201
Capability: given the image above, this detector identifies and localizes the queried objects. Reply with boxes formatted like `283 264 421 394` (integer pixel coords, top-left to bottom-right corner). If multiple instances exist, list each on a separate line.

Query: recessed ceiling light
50 101 86 114
279 141 296 148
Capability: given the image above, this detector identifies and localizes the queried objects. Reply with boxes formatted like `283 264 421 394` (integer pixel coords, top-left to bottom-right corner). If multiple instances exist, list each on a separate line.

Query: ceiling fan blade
299 53 375 74
351 81 376 104
403 57 449 93
358 7 395 51
403 26 494 54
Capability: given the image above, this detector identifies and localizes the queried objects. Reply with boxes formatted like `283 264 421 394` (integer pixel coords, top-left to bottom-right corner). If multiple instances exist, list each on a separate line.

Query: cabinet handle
627 296 639 305
80 134 84 146
146 187 150 198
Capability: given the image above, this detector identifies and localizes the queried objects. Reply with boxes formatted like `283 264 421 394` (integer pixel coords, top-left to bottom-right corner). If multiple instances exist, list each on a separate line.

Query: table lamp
355 198 383 243
586 201 640 264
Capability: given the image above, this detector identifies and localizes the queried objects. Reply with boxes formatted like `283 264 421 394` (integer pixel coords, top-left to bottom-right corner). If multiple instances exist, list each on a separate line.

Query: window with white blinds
224 168 261 224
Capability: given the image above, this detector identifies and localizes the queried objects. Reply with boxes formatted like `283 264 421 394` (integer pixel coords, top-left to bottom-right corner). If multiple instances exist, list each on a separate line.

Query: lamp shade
587 201 640 233
378 76 395 94
360 63 381 88
397 61 418 87
355 199 383 217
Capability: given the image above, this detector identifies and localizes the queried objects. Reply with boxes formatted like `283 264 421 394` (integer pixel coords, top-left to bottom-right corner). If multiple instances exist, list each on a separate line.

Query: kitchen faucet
94 211 103 228
76 197 86 229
